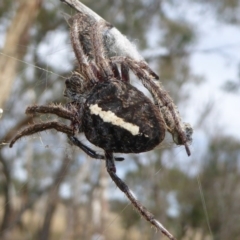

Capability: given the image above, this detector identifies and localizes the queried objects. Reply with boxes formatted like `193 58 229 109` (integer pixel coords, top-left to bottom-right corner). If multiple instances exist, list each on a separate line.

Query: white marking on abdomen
89 104 139 135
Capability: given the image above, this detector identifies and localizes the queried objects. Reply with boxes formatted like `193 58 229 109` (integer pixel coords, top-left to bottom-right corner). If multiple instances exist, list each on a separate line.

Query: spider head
64 72 92 102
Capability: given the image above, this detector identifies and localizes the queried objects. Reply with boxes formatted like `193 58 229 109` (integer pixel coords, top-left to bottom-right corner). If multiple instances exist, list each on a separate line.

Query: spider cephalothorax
9 11 193 240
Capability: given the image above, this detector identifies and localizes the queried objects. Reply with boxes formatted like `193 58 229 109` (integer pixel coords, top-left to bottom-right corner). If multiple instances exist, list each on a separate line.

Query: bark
0 0 43 108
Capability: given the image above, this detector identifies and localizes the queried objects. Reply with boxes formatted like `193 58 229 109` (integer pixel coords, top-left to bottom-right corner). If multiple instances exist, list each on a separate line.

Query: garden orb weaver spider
9 12 193 240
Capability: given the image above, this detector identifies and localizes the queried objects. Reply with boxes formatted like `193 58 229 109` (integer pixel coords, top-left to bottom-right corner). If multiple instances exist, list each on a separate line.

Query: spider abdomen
83 80 165 153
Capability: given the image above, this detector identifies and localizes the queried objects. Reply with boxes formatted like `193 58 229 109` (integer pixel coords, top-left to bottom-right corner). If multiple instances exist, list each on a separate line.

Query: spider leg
26 105 76 122
73 14 130 83
111 56 191 156
120 62 130 82
110 62 121 80
71 14 97 84
89 19 114 79
68 136 124 161
105 151 176 240
138 61 159 80
9 121 73 148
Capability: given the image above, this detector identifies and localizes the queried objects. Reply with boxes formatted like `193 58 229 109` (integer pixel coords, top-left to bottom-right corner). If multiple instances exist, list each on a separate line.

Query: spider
9 13 193 240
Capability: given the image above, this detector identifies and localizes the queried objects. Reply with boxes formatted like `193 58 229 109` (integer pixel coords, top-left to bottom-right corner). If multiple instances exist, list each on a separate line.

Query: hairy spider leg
71 14 97 84
89 19 114 79
9 105 75 147
120 62 130 82
105 151 177 240
88 18 131 83
109 62 121 80
26 105 76 121
68 136 124 161
71 13 114 82
111 56 191 156
9 121 73 148
76 14 133 85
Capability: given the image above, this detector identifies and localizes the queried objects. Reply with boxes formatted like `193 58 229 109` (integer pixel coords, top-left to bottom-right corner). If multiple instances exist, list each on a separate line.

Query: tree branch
0 0 43 108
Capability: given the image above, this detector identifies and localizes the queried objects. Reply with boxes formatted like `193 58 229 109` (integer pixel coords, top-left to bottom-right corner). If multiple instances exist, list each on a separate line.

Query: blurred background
0 0 240 239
